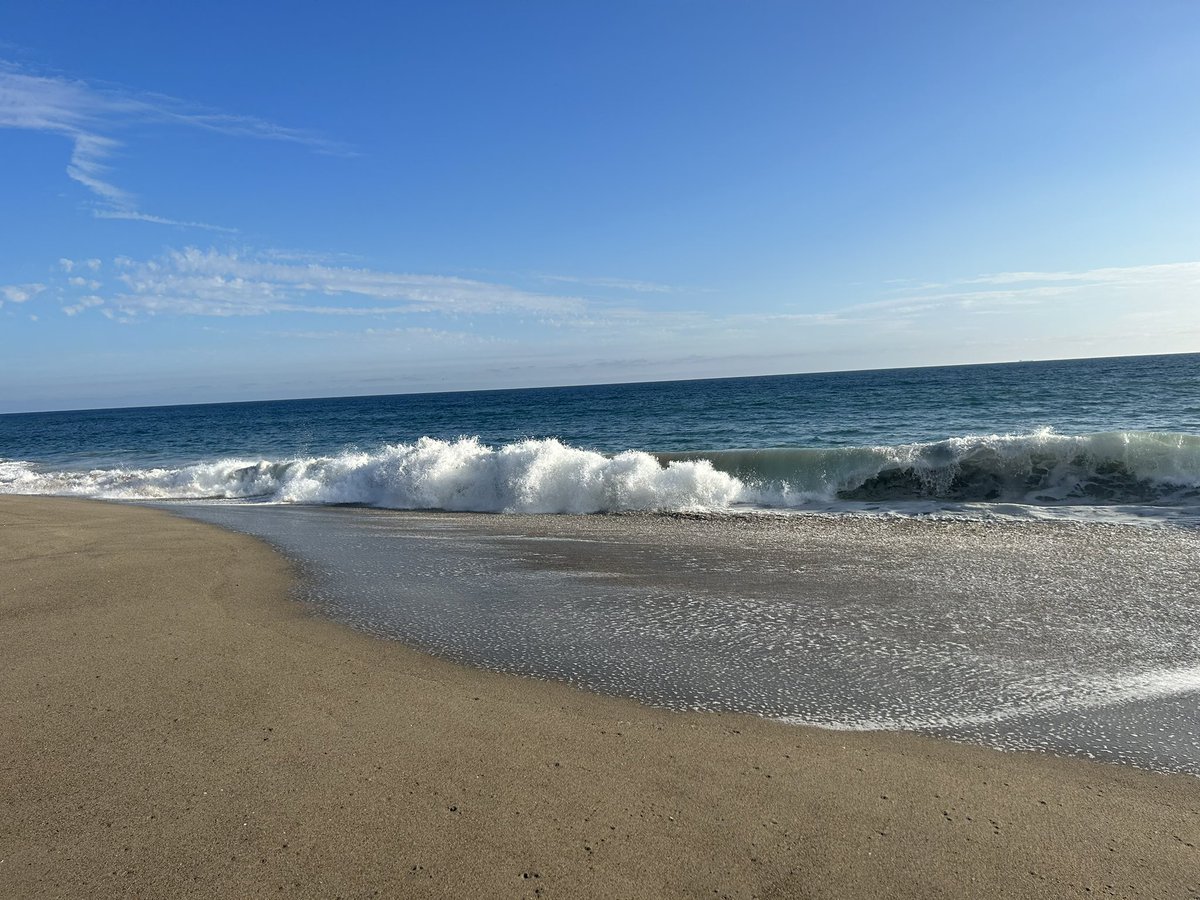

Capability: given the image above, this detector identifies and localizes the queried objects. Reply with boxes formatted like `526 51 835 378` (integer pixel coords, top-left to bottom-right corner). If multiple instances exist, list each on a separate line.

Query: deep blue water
4 353 1198 468
3 353 1199 516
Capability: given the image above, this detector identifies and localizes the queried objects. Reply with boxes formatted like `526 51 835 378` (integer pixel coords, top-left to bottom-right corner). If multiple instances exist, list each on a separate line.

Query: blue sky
2 1 1199 412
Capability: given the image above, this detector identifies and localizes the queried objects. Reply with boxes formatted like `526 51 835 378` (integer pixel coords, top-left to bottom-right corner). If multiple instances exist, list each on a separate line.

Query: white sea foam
0 437 742 513
3 430 1200 517
785 662 1200 733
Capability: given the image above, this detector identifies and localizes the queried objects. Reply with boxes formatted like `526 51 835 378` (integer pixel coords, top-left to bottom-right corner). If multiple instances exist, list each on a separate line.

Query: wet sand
176 504 1200 773
1 496 1197 898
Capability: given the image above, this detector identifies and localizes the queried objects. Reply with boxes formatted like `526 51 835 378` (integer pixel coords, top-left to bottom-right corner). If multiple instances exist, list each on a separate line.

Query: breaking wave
0 437 740 514
662 428 1200 507
2 430 1199 515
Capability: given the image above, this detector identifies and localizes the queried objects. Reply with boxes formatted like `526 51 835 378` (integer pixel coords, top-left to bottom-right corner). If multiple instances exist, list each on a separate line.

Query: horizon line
3 349 1197 418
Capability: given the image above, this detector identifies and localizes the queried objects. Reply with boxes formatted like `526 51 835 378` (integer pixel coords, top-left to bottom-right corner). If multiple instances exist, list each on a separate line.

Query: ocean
3 352 1200 521
4 352 1200 774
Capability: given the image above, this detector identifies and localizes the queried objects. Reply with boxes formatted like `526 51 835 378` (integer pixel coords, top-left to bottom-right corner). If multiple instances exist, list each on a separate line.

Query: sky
2 0 1199 412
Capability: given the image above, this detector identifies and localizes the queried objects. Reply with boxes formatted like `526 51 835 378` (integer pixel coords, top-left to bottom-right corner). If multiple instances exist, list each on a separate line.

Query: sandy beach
1 497 1197 899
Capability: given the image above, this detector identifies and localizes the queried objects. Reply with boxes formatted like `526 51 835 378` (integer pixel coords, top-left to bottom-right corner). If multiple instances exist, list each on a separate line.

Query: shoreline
169 501 1200 774
2 496 1197 898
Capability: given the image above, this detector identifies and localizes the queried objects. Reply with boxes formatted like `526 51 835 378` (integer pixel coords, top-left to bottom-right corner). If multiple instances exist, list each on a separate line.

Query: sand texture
1 496 1197 899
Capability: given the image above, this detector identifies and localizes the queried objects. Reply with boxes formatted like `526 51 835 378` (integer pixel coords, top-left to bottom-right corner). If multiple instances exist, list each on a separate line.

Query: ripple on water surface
171 504 1200 775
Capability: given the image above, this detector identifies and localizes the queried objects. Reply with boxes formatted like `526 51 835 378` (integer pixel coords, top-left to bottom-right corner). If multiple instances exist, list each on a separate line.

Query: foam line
3 430 1199 514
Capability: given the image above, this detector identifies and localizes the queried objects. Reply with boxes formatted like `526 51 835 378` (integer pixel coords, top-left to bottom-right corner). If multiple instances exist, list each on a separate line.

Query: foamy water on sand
173 504 1200 775
5 353 1200 773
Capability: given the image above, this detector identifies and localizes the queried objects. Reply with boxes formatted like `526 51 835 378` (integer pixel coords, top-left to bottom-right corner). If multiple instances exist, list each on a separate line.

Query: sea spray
0 437 743 513
3 431 1200 513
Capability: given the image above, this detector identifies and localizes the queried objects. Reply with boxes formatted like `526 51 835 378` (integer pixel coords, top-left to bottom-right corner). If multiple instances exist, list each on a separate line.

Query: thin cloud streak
94 209 239 233
30 248 1200 380
103 248 588 318
849 260 1200 318
536 273 684 294
0 61 349 228
962 261 1200 287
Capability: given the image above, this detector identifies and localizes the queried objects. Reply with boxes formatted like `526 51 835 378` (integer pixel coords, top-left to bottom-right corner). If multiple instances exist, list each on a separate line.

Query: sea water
2 353 1199 521
173 504 1200 775
3 353 1199 773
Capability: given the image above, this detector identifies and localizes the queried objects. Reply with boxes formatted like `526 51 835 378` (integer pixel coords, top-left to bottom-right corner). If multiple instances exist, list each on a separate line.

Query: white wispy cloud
94 209 239 232
0 62 349 228
62 295 104 316
960 261 1200 288
57 257 102 273
0 282 45 306
852 261 1200 318
535 273 684 294
265 326 507 346
553 260 1200 363
99 247 588 318
30 246 1200 377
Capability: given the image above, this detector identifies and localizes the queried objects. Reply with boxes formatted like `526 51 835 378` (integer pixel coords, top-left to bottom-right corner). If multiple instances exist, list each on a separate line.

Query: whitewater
4 430 1200 522
4 355 1200 773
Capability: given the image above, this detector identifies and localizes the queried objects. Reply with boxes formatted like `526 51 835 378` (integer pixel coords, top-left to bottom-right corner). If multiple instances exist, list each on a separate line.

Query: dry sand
1 496 1196 899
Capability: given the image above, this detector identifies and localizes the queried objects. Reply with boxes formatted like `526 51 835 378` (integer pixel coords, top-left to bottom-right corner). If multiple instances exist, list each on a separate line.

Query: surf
3 429 1200 516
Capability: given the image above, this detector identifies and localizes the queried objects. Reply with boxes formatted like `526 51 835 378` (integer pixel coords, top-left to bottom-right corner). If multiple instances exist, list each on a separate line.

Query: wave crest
3 430 1200 514
661 429 1200 506
0 437 742 514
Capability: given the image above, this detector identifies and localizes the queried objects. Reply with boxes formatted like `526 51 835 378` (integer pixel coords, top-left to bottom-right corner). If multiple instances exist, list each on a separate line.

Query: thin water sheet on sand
174 505 1200 775
3 496 1199 900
